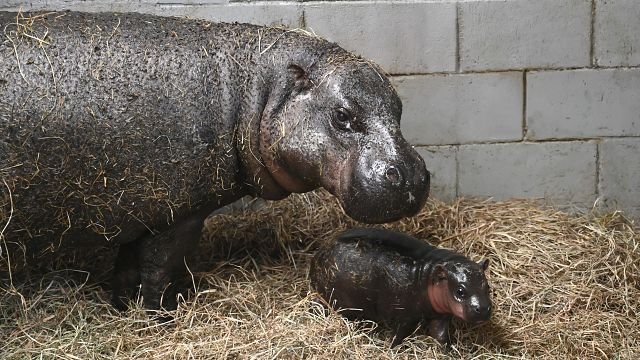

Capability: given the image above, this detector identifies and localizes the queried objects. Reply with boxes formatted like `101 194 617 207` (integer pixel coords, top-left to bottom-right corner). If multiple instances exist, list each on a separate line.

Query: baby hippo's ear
480 259 490 272
433 264 448 283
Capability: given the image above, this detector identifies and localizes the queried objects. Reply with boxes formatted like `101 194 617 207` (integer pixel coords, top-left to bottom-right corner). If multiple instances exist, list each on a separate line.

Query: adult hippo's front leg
112 207 220 312
111 228 193 313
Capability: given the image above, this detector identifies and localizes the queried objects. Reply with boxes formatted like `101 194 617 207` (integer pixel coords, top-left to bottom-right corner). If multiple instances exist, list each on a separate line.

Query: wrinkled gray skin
0 12 430 311
310 228 491 347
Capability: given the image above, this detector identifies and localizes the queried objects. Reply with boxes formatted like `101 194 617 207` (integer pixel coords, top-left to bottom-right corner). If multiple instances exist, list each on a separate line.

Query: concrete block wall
2 0 639 218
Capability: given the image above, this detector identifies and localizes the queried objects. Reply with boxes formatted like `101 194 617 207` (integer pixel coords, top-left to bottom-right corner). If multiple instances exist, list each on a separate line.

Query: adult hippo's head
252 49 430 223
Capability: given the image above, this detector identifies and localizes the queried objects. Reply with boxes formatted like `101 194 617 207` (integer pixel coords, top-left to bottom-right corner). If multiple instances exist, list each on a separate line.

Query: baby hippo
310 228 491 347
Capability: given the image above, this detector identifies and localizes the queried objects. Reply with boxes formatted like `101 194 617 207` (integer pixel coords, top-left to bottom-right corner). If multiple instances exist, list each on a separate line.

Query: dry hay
1 190 638 359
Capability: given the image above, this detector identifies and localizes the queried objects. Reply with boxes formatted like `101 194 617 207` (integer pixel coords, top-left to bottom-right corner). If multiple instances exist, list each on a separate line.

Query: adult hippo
0 11 430 310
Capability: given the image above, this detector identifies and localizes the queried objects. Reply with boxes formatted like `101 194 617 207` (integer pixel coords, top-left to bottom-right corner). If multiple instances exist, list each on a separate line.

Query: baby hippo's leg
427 317 451 346
390 321 419 347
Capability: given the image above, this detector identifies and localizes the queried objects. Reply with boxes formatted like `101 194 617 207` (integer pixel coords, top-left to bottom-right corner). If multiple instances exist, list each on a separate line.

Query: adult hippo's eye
455 286 466 299
332 107 353 131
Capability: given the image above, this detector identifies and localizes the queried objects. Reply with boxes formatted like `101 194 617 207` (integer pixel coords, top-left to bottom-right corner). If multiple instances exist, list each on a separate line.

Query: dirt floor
1 190 638 359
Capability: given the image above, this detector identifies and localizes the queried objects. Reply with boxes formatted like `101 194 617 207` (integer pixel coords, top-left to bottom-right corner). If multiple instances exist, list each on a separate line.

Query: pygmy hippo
0 11 430 311
310 228 491 347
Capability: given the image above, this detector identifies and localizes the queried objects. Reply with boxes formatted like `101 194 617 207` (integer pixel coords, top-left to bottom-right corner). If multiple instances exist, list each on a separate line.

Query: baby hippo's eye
332 107 353 131
455 286 466 299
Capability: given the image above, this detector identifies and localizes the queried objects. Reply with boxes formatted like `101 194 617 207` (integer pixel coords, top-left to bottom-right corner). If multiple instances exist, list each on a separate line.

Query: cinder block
0 0 26 10
599 138 640 218
595 0 640 67
458 142 597 205
158 1 228 3
527 69 640 139
1 0 156 12
1 1 301 28
304 1 456 74
460 0 591 71
231 0 299 2
152 3 301 27
394 72 523 146
415 146 457 201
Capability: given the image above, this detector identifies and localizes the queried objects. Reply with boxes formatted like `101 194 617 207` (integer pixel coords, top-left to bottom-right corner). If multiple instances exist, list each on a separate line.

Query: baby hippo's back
310 228 428 323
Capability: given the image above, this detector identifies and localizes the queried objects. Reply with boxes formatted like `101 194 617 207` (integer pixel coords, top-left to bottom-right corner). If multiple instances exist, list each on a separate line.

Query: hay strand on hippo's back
1 190 638 359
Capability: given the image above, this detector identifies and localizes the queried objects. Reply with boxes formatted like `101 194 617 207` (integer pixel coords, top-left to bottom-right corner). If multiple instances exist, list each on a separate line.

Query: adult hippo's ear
287 64 313 93
261 61 315 123
480 259 490 272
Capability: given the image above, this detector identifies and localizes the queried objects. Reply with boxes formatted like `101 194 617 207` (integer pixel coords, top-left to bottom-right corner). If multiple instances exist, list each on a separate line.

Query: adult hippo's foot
137 230 188 316
111 231 191 314
111 212 206 313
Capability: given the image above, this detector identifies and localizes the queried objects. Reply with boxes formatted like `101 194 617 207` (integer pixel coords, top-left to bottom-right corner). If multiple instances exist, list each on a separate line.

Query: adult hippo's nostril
385 166 404 187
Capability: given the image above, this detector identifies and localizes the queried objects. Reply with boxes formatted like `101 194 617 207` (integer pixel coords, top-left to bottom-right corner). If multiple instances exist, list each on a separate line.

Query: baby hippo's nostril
385 166 404 187
473 303 490 314
473 303 492 321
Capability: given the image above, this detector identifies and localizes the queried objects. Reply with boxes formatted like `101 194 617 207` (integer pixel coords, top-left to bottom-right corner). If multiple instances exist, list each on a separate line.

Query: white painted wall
2 0 638 218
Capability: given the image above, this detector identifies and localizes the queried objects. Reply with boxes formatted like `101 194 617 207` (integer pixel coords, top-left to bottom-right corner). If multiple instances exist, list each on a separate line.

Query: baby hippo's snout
469 299 492 323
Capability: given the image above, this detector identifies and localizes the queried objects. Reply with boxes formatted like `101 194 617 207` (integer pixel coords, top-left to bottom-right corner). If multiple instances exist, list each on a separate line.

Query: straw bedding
1 190 638 359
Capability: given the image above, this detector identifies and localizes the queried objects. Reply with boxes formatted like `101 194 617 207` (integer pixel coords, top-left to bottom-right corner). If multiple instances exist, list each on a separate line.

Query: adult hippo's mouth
331 143 430 224
259 132 430 224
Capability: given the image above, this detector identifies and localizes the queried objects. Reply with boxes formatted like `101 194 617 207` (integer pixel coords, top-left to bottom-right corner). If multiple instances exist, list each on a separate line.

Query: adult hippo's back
0 11 430 310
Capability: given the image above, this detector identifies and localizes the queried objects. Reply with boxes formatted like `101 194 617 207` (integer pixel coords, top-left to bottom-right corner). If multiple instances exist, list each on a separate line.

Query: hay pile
1 190 638 359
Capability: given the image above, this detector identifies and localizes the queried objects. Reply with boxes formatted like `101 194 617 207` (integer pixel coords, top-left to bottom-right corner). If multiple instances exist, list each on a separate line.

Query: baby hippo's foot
428 318 452 348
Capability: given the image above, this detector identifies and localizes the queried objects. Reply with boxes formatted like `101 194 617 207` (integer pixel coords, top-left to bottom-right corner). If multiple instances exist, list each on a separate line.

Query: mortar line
300 3 306 29
411 137 633 148
455 145 460 198
455 2 461 73
590 0 597 67
522 70 528 141
595 142 601 198
387 64 640 77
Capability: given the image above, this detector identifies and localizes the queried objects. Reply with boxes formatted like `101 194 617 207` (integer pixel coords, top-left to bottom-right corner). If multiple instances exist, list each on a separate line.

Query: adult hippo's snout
338 138 430 223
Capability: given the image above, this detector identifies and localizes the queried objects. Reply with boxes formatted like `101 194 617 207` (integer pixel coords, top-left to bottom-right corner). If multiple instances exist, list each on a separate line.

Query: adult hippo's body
0 11 429 310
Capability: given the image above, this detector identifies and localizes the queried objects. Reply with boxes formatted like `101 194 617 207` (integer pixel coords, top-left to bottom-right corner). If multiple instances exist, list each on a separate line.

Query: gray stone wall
2 0 638 218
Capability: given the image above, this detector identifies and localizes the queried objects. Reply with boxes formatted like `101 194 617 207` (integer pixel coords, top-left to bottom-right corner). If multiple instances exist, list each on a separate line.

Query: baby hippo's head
430 258 492 324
